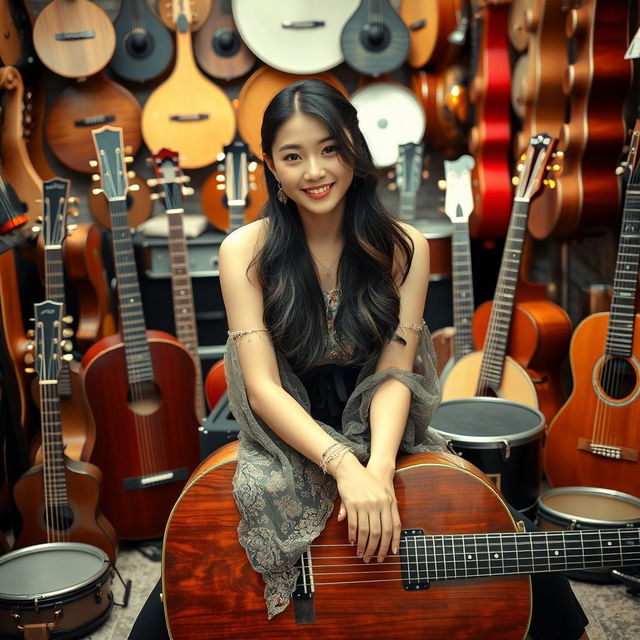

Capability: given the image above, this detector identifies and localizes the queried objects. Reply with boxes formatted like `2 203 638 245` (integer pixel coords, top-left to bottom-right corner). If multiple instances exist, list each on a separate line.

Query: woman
129 79 588 639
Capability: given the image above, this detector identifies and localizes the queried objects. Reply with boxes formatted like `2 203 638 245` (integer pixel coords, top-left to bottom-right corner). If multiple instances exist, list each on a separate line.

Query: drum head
350 83 426 167
430 397 545 447
0 543 109 601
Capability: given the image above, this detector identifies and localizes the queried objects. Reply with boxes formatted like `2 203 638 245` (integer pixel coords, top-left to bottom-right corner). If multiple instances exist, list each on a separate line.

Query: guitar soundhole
46 505 75 532
599 357 637 399
127 381 163 415
213 29 240 57
361 23 390 52
125 28 154 58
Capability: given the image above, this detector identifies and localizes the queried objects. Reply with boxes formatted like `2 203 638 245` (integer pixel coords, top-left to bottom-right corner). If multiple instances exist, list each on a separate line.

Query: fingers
377 502 394 562
363 511 381 562
337 502 346 521
390 494 401 556
346 505 357 545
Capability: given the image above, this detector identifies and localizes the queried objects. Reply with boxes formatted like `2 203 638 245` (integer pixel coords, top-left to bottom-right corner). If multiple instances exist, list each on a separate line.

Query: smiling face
264 111 354 222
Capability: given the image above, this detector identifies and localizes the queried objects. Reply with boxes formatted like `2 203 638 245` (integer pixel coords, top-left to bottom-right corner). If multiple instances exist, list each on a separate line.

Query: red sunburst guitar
544 122 640 494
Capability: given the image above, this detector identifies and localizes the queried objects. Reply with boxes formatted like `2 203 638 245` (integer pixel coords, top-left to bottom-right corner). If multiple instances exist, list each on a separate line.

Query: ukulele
193 0 256 80
81 126 200 540
232 0 359 74
201 141 265 234
543 122 640 495
141 0 236 168
148 148 206 422
32 0 116 78
340 0 409 75
163 441 640 640
110 0 174 83
433 155 476 380
45 72 142 174
13 299 118 562
442 135 567 420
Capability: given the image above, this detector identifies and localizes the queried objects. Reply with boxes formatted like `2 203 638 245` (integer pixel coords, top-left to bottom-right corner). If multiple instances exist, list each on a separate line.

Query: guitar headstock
618 119 640 186
90 126 129 202
41 178 71 247
396 142 425 197
223 142 250 208
513 133 558 202
442 155 476 224
34 300 64 383
148 149 193 210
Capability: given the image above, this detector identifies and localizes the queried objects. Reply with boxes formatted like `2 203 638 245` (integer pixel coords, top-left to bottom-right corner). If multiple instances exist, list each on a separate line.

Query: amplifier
200 392 239 460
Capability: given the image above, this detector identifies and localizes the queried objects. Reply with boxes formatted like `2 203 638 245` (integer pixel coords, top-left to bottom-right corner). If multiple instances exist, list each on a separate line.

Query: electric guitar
80 126 200 540
163 440 640 639
13 299 118 562
544 121 640 495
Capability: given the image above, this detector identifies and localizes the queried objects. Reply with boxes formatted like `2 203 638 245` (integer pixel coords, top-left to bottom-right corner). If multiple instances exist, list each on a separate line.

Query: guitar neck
451 222 475 360
406 528 640 582
399 191 417 222
109 199 154 384
228 203 246 233
39 380 68 508
606 186 640 357
477 198 529 393
166 210 206 421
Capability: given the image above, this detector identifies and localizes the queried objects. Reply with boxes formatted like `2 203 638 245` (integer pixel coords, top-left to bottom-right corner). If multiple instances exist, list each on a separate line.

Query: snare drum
430 397 545 517
0 542 113 638
537 487 640 582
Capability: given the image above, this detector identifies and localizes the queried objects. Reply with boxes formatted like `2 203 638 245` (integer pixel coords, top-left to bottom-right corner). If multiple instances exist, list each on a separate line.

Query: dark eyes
282 145 337 162
283 152 301 161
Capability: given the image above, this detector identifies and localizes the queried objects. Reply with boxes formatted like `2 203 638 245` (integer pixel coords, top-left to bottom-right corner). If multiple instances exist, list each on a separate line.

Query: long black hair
255 79 414 371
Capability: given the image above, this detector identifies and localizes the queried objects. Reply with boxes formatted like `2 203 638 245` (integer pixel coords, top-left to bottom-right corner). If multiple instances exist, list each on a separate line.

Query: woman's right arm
219 223 395 562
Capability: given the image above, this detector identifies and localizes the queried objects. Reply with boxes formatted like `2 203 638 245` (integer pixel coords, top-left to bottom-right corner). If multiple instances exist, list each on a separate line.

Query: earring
276 181 288 204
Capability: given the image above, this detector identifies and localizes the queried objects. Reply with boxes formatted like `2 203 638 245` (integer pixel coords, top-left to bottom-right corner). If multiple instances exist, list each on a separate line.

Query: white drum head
350 83 426 167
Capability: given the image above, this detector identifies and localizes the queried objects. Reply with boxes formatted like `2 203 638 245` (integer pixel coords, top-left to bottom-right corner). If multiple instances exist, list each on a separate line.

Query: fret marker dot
130 298 134 303
607 541 612 546
494 553 499 559
467 555 472 560
554 550 559 556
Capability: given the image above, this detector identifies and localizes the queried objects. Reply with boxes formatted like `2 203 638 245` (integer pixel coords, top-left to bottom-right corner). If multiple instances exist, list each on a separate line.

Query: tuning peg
31 225 40 234
89 160 98 167
26 330 35 340
215 175 225 183
150 193 161 200
555 151 564 159
387 170 394 179
34 198 42 204
24 352 34 365
147 178 159 187
124 156 134 164
67 196 80 204
177 175 191 183
92 188 103 196
216 184 225 191
25 367 35 374
422 170 430 180
62 353 74 362
125 145 133 154
437 179 447 191
615 165 626 176
25 342 34 351
127 171 136 179
517 163 524 173
62 327 74 338
217 152 225 162
129 184 140 192
520 153 527 162
91 174 101 182
60 340 73 353
546 179 556 189
388 183 397 191
511 176 520 186
248 161 258 172
182 187 195 196
63 314 74 324
69 208 80 218
67 224 78 232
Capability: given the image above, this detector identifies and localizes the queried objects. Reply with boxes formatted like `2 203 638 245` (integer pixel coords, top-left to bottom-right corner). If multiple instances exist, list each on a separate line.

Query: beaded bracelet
320 442 345 474
227 328 269 343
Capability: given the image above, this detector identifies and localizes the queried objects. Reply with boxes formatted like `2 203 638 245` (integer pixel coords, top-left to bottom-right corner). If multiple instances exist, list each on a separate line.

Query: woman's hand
332 454 400 563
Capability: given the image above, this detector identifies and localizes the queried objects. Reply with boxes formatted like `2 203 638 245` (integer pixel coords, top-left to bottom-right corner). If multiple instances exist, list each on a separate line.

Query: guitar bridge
578 438 639 462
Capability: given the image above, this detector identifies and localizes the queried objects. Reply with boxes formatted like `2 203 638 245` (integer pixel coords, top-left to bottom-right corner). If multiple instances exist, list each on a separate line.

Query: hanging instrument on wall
394 142 424 222
141 0 236 168
81 126 200 540
232 0 359 74
157 0 210 31
13 299 118 562
110 0 174 83
543 122 640 496
32 0 116 78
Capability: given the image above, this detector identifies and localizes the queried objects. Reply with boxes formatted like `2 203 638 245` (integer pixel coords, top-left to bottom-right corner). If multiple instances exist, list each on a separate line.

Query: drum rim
537 486 640 527
0 542 111 602
431 397 545 446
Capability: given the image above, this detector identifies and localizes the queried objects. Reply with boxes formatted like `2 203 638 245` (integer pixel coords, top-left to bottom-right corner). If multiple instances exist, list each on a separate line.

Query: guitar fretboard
40 382 68 508
477 199 529 394
451 222 475 360
402 529 640 583
605 187 640 357
399 192 417 222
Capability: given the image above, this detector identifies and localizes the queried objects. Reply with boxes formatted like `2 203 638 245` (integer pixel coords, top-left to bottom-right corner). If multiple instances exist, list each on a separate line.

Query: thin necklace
310 252 340 280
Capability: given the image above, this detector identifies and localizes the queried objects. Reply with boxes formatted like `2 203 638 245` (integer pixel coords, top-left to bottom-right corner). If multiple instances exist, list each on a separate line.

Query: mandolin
340 0 409 75
13 300 118 562
80 126 200 540
148 148 206 422
442 135 572 423
163 441 640 639
433 155 476 380
232 0 359 74
110 0 174 83
543 122 640 495
193 0 256 80
141 0 236 168
201 141 265 234
32 0 116 78
45 73 142 174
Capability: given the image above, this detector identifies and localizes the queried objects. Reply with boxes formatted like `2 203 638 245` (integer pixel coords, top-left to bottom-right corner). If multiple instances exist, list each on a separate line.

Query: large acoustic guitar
13 300 118 563
81 126 200 539
163 441 640 639
544 123 640 495
148 148 206 422
32 0 116 78
442 135 571 424
110 0 174 83
141 0 235 168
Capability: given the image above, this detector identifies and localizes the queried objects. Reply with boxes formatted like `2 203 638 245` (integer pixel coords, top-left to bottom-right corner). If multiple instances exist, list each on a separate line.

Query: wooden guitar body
45 74 142 174
12 456 118 562
32 0 116 78
544 313 640 495
163 443 532 640
470 298 571 423
81 331 200 539
0 0 22 67
193 0 256 80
